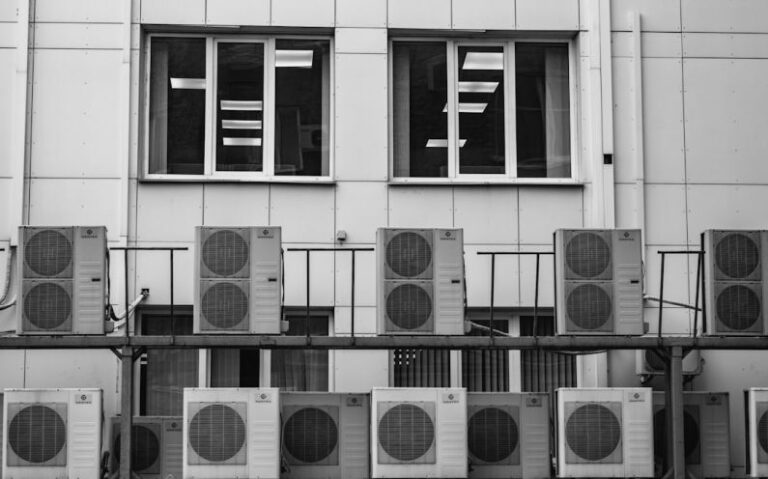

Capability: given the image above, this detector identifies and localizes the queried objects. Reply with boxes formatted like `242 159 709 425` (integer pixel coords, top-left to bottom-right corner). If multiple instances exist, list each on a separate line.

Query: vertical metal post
119 346 134 479
489 254 496 339
658 252 666 338
693 251 702 337
306 250 311 339
668 346 686 479
351 250 356 338
124 249 129 337
170 249 175 334
533 253 541 337
700 245 707 334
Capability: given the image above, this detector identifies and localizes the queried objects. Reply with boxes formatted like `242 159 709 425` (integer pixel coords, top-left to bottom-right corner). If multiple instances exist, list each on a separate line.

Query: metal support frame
656 250 705 338
119 345 134 479
660 346 686 479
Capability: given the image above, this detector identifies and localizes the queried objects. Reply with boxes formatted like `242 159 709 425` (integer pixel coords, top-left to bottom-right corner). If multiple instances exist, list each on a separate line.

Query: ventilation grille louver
714 232 761 281
377 403 436 464
201 229 250 278
467 406 519 465
564 402 622 464
187 403 247 465
24 229 74 278
199 281 250 331
22 281 73 331
283 407 339 465
564 231 612 280
385 231 433 280
384 282 434 332
564 283 614 331
7 403 67 466
113 424 161 473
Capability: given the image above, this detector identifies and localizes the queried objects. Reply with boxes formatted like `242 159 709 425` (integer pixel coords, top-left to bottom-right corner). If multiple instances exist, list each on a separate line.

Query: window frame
142 33 335 183
388 37 579 185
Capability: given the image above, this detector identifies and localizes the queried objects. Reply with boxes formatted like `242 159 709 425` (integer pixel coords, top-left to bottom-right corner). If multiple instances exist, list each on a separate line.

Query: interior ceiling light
462 52 503 70
222 120 262 130
223 137 262 146
221 100 263 111
442 103 488 113
170 78 206 89
425 139 467 148
275 50 314 68
458 81 499 93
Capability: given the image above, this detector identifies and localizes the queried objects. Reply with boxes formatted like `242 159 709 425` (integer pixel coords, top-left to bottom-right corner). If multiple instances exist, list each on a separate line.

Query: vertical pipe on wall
119 346 134 479
118 0 132 246
10 0 30 242
668 346 686 479
631 11 646 263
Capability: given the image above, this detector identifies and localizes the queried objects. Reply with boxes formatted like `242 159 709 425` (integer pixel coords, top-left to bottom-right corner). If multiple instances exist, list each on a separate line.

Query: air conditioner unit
2 388 102 479
652 392 730 478
377 228 466 335
183 388 280 479
467 392 550 479
109 416 182 479
704 230 768 335
194 226 283 334
281 392 369 479
635 349 702 376
746 387 768 477
17 226 108 334
371 387 467 478
556 388 653 478
554 229 643 335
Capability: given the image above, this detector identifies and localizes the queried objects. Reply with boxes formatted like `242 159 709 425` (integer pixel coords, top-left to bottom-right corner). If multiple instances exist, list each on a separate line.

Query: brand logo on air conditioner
440 231 457 241
257 228 274 238
80 228 100 239
347 396 363 407
628 391 645 402
618 231 636 242
526 396 544 407
442 392 460 404
254 392 272 403
76 393 93 404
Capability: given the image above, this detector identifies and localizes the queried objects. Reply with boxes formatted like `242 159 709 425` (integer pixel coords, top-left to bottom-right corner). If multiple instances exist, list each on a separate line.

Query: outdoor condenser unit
110 416 182 479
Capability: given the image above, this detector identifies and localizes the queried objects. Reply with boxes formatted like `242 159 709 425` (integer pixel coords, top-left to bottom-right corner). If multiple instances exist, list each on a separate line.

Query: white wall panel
611 33 682 58
271 0 335 27
611 58 634 183
336 0 386 27
35 0 123 23
28 178 121 233
135 242 194 304
0 180 11 240
283 243 335 306
643 307 693 336
335 248 376 307
269 186 335 243
452 0 514 30
683 33 768 59
0 24 14 48
516 0 579 31
388 188 453 228
610 0 681 32
687 185 768 237
333 350 389 391
0 352 25 387
643 59 685 183
202 184 270 226
518 188 583 244
518 245 555 307
644 245 692 306
140 0 205 25
453 188 518 244
335 28 387 54
682 0 768 33
335 181 387 244
136 184 202 242
0 50 13 177
334 53 388 180
334 306 376 335
206 0 269 26
577 57 592 182
0 0 16 21
33 23 122 50
683 59 768 183
388 0 451 29
613 183 639 230
644 184 687 245
30 50 122 178
464 244 520 308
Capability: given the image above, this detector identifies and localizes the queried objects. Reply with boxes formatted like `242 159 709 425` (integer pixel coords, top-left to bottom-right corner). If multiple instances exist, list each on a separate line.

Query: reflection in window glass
458 46 505 175
516 43 571 178
462 320 508 391
210 349 261 387
393 42 448 177
149 38 206 175
275 40 330 176
271 315 329 391
216 42 264 172
392 349 451 387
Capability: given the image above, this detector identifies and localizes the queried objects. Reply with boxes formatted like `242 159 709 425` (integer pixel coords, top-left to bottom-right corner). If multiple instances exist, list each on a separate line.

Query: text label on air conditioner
254 392 273 403
442 393 460 404
75 393 93 404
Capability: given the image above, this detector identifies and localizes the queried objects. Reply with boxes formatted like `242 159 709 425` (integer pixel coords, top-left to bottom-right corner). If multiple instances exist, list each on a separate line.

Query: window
462 320 509 392
519 315 576 394
147 35 331 179
392 349 451 387
392 40 573 181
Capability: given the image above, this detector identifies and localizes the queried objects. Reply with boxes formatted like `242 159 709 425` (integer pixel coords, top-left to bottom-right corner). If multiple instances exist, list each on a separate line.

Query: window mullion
506 41 517 179
263 38 276 177
204 37 215 176
446 41 458 179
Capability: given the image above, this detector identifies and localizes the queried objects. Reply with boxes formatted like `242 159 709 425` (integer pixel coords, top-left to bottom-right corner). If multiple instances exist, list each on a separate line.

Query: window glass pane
141 313 197 416
458 46 505 175
516 43 571 178
271 315 329 391
210 349 260 387
275 40 330 176
462 320 508 391
216 42 264 172
392 349 451 387
149 38 206 175
520 316 576 393
393 42 448 177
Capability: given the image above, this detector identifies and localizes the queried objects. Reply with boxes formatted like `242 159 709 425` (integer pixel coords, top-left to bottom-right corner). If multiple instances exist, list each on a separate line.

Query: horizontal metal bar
645 296 701 311
657 250 704 255
286 248 375 252
110 247 189 251
477 251 554 255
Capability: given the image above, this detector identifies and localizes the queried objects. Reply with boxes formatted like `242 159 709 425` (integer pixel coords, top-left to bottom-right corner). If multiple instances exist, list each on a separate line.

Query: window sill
388 177 583 186
140 175 336 185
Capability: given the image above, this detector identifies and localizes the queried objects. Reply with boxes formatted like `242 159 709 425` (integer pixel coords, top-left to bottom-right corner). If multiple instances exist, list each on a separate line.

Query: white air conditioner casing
467 392 550 479
652 392 729 478
194 226 282 334
556 388 653 478
371 388 467 478
746 387 768 477
281 392 369 479
110 416 182 479
554 229 643 335
635 349 702 376
377 228 466 335
17 226 108 334
703 230 768 335
183 388 280 479
3 388 102 479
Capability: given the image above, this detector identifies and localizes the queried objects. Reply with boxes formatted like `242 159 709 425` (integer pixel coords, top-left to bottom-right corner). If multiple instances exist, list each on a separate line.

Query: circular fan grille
113 425 160 472
8 405 66 463
25 230 72 276
645 350 666 371
468 407 518 463
201 282 248 329
565 232 610 278
715 233 760 279
202 230 249 276
565 404 621 461
284 407 338 463
386 284 432 330
386 232 432 278
189 404 246 462
24 283 71 329
716 285 761 330
653 409 699 461
378 404 434 461
759 411 768 453
566 284 612 330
